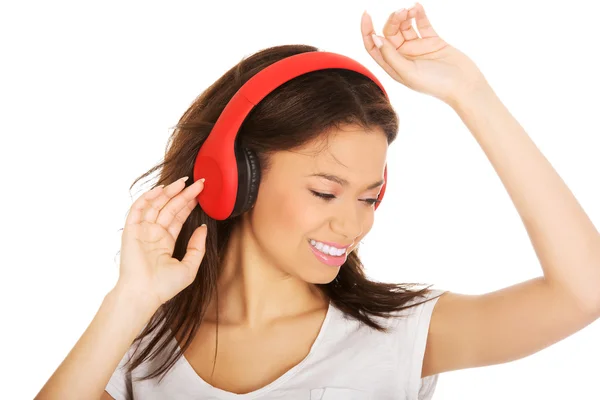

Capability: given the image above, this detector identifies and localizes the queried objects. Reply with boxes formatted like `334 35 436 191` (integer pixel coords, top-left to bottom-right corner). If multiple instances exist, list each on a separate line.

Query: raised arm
421 80 600 377
361 3 600 378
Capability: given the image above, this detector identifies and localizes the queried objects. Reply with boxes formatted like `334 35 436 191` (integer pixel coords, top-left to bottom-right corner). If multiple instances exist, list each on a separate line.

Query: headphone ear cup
231 145 261 218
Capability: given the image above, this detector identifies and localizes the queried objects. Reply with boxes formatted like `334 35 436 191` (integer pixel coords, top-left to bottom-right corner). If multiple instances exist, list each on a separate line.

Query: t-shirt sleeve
105 344 134 400
399 288 447 400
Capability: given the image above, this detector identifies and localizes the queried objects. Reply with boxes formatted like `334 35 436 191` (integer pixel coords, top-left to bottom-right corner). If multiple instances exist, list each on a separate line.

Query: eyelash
310 190 381 206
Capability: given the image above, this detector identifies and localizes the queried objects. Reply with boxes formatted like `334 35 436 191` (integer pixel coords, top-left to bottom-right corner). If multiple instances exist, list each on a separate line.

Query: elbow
578 288 600 320
546 277 600 320
577 291 600 320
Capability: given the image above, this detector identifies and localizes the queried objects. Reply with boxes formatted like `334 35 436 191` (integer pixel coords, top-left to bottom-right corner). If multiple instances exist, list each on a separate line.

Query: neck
205 217 328 329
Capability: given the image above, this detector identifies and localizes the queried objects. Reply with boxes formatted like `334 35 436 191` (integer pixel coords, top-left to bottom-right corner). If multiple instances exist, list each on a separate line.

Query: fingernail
371 34 383 48
179 176 189 182
199 178 205 183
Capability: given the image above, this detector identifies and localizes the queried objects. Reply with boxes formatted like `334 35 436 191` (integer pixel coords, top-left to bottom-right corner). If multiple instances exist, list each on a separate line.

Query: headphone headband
193 51 389 220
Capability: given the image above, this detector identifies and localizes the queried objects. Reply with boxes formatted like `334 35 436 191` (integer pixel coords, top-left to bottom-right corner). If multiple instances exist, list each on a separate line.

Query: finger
155 178 205 232
399 10 419 41
125 185 165 226
166 196 199 241
411 3 439 39
360 11 406 84
142 176 192 223
372 34 416 82
180 224 208 274
382 9 407 50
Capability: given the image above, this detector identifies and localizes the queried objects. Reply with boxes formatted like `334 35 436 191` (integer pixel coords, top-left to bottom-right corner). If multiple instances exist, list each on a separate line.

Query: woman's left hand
361 3 488 106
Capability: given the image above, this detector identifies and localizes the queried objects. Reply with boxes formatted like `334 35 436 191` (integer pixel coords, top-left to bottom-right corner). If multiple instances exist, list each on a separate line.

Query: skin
37 3 600 399
179 126 388 393
191 1 600 391
362 2 600 379
205 126 387 325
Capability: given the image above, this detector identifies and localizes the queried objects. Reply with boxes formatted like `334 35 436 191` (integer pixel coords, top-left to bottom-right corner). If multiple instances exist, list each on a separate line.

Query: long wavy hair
119 44 442 394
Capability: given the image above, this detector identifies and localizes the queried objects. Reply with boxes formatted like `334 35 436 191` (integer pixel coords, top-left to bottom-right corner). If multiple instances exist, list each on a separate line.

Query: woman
36 3 600 399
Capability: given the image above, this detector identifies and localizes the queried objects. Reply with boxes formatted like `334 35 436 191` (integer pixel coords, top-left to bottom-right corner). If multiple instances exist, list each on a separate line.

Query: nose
329 199 364 241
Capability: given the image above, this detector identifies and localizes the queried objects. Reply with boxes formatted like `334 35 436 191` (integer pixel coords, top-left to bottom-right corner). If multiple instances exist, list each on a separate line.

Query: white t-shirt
106 289 446 400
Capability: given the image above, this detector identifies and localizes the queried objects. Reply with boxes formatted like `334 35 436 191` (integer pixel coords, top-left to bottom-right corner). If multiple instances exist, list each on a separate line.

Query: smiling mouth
307 239 352 256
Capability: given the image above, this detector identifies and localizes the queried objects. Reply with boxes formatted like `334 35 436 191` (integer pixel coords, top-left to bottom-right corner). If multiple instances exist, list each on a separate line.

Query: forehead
271 125 388 178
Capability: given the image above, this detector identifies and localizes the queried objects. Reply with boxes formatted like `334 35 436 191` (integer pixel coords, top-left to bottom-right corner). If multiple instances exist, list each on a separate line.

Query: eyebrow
307 173 385 190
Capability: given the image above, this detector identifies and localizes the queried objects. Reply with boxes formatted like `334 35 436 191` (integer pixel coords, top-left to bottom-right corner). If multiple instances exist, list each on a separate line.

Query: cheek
275 193 319 234
252 188 315 241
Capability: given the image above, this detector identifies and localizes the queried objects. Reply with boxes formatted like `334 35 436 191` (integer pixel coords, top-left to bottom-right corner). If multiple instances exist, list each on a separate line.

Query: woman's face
249 125 388 284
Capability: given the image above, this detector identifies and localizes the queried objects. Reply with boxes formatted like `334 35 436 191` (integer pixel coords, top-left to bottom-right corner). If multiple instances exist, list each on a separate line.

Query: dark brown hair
119 44 442 392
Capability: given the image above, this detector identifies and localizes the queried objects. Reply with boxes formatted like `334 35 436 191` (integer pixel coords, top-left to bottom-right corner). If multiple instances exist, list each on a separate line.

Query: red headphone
193 51 389 220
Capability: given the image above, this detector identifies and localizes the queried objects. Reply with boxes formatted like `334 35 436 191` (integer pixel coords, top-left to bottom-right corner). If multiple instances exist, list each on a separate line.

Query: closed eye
310 190 381 206
310 191 335 200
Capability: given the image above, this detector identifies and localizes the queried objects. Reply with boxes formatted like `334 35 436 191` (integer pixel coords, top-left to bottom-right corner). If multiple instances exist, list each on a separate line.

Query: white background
1 0 599 398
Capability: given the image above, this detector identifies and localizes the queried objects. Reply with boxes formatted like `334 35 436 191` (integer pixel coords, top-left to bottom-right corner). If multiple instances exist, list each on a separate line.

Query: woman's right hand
115 176 208 310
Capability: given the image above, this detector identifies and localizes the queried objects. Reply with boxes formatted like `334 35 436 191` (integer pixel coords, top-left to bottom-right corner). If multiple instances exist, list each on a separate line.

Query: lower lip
308 241 348 267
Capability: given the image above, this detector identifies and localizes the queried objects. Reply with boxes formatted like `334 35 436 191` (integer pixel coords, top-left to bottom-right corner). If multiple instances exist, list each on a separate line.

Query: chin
302 267 341 285
311 276 339 285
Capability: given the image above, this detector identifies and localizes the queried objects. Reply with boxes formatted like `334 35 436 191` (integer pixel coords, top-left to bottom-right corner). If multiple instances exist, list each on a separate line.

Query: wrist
446 74 495 111
107 282 161 319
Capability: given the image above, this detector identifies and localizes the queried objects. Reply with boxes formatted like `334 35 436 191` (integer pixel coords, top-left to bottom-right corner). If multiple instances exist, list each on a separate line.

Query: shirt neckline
172 300 335 399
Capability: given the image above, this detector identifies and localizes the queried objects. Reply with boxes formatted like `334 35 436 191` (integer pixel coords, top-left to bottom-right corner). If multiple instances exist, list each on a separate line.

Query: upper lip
309 239 353 249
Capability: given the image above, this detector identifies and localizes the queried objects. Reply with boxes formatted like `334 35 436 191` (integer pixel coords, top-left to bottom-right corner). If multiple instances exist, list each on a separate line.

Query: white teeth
309 239 346 256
